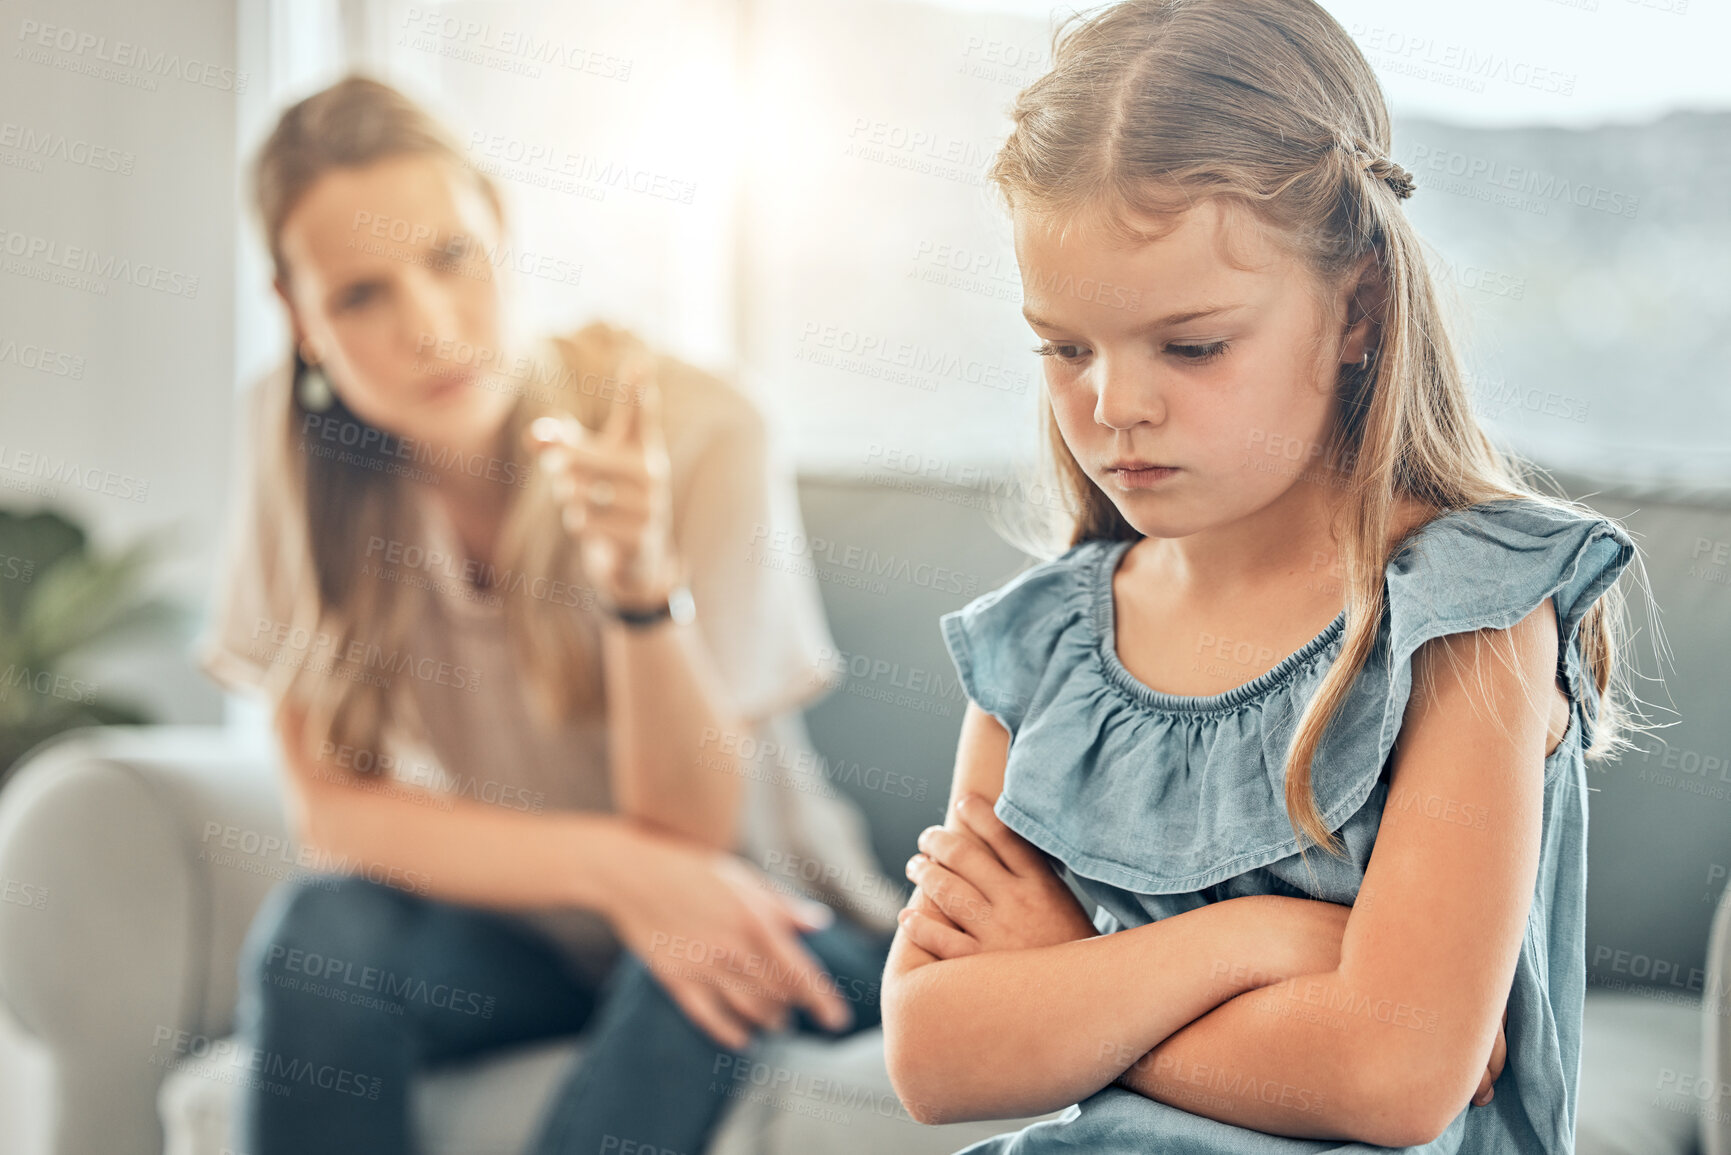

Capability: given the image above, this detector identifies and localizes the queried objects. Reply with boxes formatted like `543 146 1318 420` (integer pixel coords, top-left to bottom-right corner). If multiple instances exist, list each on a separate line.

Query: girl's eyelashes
1032 340 1231 364
1168 340 1230 364
1033 341 1088 362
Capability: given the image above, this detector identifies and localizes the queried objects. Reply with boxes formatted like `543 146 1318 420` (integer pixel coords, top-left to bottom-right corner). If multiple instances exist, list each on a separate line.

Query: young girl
881 2 1642 1152
203 77 897 1154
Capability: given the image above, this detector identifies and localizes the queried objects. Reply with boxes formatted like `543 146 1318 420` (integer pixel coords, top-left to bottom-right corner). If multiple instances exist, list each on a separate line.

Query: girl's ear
1338 254 1387 368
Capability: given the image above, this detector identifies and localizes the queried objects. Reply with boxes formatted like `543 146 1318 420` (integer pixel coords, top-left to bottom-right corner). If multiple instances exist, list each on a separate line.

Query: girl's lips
1107 465 1180 490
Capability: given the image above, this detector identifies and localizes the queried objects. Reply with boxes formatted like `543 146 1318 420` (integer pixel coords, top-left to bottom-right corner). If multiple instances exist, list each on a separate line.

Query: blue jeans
232 873 892 1155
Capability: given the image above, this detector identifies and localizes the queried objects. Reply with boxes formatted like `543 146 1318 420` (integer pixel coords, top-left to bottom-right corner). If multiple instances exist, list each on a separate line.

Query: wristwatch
605 584 696 630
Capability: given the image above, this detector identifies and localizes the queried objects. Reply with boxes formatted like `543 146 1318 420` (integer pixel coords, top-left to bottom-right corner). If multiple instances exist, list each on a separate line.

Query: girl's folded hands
898 791 1097 958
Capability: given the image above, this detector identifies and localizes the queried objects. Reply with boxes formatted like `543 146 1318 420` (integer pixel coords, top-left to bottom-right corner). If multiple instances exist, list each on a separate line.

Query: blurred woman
199 75 898 1154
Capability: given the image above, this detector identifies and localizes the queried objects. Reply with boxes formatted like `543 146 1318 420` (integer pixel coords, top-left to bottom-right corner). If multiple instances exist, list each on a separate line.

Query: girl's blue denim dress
938 498 1636 1154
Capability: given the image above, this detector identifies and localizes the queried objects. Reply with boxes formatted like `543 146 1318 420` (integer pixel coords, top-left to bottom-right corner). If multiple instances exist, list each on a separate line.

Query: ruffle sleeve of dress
939 498 1636 901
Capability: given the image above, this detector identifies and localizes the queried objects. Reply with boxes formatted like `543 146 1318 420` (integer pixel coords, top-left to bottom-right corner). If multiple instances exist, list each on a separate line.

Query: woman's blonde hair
252 76 637 762
991 0 1652 854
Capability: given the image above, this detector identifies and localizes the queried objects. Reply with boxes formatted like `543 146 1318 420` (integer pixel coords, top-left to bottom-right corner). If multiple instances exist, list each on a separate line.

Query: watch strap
606 584 695 629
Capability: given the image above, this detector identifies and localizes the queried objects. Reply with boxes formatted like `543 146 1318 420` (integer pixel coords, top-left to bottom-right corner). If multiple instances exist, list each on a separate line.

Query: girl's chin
1103 491 1196 540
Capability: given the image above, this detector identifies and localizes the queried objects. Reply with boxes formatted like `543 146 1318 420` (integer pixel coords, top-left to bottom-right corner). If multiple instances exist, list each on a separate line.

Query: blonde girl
882 3 1643 1152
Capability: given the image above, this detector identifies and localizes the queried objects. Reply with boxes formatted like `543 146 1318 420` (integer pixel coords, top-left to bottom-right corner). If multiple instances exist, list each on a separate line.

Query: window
247 0 1731 484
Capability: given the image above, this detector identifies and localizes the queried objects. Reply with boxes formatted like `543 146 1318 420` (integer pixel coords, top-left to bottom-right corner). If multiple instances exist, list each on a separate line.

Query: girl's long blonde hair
251 76 636 762
992 0 1652 853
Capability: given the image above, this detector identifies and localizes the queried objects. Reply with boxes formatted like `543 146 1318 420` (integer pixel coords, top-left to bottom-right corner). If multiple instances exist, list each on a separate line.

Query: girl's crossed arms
882 599 1562 1147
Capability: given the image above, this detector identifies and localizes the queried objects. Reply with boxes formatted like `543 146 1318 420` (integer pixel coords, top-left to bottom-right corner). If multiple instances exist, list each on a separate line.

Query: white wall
0 0 241 728
0 0 240 1146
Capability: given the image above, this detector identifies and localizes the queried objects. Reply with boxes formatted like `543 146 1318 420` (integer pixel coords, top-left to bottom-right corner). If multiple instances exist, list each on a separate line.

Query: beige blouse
198 338 901 981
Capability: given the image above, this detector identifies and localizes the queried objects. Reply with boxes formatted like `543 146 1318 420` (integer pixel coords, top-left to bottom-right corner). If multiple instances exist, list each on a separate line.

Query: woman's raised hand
526 354 680 610
603 824 854 1052
897 791 1097 959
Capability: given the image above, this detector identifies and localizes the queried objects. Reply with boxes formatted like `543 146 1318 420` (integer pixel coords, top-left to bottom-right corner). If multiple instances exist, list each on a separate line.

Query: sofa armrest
0 726 284 1155
1706 875 1731 1155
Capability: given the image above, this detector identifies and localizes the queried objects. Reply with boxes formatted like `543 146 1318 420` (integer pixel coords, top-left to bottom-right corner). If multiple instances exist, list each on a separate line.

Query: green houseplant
0 508 169 784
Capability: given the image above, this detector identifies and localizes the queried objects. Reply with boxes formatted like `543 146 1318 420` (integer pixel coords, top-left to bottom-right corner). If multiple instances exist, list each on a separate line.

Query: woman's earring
298 345 335 412
1359 350 1372 372
298 362 335 411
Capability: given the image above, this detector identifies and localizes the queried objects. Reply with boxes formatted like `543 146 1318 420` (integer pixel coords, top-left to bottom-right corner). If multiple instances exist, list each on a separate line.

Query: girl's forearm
600 615 745 850
884 896 1341 1124
1115 969 1453 1148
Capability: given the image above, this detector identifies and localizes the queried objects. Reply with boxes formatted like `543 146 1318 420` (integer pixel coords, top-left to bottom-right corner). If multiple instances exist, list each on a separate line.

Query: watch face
668 585 697 624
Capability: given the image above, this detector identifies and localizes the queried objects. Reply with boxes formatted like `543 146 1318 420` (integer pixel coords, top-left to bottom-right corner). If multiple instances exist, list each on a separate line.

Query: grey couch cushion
157 1027 1049 1155
1577 993 1704 1155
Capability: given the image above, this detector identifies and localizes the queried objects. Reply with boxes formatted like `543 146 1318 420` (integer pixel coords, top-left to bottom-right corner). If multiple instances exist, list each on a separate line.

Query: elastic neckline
1092 538 1348 714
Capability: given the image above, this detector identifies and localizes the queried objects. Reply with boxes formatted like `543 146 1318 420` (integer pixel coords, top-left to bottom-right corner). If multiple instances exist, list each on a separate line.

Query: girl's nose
1093 360 1165 430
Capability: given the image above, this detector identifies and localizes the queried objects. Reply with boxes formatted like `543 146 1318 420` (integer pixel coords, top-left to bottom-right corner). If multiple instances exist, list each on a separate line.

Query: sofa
1 468 1727 1155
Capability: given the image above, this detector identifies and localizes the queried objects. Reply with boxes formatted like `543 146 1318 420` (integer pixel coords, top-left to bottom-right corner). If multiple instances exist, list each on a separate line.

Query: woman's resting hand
605 824 854 1050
